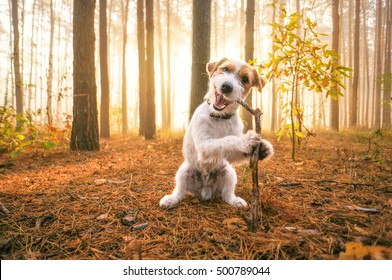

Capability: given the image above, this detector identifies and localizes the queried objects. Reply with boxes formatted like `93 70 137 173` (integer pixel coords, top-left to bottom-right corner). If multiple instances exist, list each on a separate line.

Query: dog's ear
252 68 266 92
206 58 228 78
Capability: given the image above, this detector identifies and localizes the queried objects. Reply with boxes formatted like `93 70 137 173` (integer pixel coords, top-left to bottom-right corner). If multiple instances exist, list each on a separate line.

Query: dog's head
204 58 266 117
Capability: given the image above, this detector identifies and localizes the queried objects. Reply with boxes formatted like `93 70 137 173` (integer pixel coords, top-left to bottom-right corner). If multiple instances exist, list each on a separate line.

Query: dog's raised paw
258 139 274 161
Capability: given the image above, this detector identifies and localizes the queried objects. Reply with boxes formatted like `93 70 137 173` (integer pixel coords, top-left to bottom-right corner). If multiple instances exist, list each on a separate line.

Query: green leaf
11 149 21 157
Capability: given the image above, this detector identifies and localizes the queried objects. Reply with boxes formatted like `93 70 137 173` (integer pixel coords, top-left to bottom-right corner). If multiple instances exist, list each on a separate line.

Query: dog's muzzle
213 82 234 111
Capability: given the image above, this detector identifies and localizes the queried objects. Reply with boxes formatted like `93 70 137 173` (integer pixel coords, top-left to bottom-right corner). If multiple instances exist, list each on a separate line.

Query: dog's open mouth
213 90 232 111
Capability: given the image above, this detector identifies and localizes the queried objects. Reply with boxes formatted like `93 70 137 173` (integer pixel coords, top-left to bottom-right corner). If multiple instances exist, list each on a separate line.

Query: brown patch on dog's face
237 65 266 93
207 58 229 77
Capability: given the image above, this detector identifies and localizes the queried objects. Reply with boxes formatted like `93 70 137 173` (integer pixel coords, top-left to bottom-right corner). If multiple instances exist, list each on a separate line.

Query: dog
160 58 274 208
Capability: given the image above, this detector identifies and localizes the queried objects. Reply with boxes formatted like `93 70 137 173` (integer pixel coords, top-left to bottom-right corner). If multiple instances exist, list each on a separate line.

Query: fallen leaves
339 242 392 260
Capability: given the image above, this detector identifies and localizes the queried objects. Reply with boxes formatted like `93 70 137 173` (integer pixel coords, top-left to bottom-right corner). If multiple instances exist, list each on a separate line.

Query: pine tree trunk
99 0 110 138
374 0 383 128
156 0 167 130
382 0 392 128
46 0 55 125
243 0 255 131
11 0 24 118
71 0 100 151
189 0 211 120
271 3 277 132
330 0 340 130
121 0 130 133
350 0 360 127
137 0 147 136
145 0 156 139
165 0 172 130
28 0 37 114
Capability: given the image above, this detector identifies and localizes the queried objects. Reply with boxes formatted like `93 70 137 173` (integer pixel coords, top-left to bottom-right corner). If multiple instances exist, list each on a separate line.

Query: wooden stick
236 99 263 232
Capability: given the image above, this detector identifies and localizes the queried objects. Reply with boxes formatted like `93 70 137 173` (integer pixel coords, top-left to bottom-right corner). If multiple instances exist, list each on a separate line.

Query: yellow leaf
339 242 392 260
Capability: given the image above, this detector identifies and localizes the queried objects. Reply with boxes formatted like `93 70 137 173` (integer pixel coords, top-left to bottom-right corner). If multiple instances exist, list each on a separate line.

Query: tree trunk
145 0 156 139
374 0 383 128
137 0 147 136
189 0 211 120
27 0 37 114
243 0 255 131
165 0 172 130
350 0 360 127
121 0 130 134
382 0 392 128
330 0 340 130
11 0 24 118
156 0 167 130
46 0 55 125
270 3 277 132
99 0 110 138
71 0 100 151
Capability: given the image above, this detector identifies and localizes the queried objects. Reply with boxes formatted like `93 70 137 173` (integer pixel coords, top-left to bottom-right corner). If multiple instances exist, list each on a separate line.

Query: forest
0 0 391 260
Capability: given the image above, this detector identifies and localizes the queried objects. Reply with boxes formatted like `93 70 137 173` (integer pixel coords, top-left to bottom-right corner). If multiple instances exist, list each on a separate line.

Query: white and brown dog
160 58 274 208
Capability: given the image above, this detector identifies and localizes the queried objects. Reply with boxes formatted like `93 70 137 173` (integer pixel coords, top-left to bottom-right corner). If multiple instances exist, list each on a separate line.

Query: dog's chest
209 118 239 138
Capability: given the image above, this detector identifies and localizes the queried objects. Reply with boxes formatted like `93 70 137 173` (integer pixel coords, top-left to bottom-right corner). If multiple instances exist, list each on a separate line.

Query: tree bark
243 0 255 131
374 0 383 128
11 0 24 118
121 0 130 134
350 0 360 127
46 0 55 125
99 0 110 138
145 0 156 139
137 0 147 136
71 0 100 151
165 0 172 130
382 0 392 128
330 0 340 130
189 0 211 120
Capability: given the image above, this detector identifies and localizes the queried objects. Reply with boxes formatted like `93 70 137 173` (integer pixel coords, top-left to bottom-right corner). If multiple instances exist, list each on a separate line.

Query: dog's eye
222 67 229 72
241 76 249 84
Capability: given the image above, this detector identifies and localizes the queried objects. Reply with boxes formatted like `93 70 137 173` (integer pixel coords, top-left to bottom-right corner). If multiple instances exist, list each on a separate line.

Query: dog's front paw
159 195 181 208
258 139 274 161
231 196 248 207
241 131 261 155
224 195 248 207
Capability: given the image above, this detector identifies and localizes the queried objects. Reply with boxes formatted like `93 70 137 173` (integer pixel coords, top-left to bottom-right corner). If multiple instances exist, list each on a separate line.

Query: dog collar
205 100 235 119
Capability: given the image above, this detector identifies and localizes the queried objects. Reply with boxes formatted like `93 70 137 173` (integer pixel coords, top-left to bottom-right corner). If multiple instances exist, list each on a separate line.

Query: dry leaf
94 179 107 186
96 213 109 220
339 242 392 260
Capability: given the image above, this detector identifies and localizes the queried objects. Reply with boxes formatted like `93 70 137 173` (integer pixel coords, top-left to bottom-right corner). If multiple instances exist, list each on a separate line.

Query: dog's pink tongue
215 91 225 108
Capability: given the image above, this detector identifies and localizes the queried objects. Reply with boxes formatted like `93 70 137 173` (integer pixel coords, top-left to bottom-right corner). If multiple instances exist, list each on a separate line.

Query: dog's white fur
160 58 274 208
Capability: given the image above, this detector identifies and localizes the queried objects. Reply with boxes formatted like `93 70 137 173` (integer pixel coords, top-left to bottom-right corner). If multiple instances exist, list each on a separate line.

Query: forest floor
0 130 391 260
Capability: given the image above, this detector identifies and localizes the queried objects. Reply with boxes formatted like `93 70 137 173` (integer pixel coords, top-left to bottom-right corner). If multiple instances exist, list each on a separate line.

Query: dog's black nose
221 82 233 94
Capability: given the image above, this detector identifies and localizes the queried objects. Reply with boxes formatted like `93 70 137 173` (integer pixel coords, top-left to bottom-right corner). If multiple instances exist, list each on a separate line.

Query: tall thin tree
350 0 360 127
100 0 110 138
330 0 340 130
11 0 24 118
189 0 211 120
137 0 147 136
374 0 383 128
46 0 55 125
71 0 100 151
382 0 392 128
145 0 156 139
121 0 130 134
243 0 256 131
